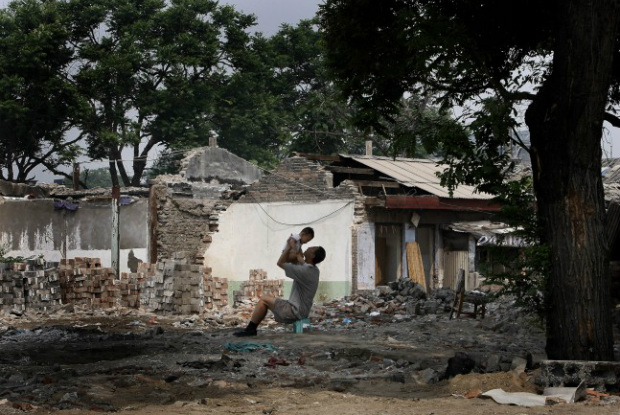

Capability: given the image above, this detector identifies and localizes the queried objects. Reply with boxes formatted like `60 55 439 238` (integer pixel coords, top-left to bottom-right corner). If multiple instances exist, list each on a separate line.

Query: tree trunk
131 155 147 187
525 0 618 360
108 153 120 189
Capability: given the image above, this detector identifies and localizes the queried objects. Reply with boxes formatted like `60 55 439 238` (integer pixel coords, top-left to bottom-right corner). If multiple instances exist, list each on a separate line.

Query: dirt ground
27 383 620 415
0 305 618 415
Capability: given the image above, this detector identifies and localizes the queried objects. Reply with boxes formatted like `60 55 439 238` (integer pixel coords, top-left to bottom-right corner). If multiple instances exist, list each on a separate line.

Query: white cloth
282 233 301 252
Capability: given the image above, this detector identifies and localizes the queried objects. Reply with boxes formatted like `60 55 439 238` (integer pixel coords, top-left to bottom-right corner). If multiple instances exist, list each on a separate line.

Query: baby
282 227 314 264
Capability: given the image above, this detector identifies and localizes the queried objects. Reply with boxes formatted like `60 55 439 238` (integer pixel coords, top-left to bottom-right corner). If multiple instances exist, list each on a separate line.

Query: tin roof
343 155 495 200
446 221 529 247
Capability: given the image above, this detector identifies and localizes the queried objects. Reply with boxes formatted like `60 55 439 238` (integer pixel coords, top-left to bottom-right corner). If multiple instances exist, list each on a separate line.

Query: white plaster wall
205 200 354 284
356 222 375 290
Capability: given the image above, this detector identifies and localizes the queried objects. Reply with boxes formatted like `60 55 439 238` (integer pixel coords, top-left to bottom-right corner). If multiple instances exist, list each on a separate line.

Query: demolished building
0 141 515 314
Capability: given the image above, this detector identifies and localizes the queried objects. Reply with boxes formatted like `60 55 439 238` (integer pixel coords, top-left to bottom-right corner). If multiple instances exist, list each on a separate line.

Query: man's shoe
233 329 257 337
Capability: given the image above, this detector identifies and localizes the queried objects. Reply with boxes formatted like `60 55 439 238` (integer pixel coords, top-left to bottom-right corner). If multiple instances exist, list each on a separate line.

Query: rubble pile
0 292 568 413
1 275 619 414
312 279 452 327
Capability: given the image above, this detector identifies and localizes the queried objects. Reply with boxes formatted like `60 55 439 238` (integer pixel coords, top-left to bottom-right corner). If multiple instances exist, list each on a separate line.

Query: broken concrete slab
537 360 620 392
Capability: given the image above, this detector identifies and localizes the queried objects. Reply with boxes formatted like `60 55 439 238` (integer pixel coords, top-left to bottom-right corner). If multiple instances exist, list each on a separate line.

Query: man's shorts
271 298 299 323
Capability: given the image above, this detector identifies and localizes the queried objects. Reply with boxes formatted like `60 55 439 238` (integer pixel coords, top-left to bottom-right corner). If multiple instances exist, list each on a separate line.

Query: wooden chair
449 269 487 319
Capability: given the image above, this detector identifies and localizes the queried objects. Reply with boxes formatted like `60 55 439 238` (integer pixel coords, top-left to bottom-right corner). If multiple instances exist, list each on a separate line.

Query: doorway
415 225 434 288
375 223 402 286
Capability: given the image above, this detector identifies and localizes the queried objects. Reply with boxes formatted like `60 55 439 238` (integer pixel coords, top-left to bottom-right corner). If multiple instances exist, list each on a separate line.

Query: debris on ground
0 286 617 414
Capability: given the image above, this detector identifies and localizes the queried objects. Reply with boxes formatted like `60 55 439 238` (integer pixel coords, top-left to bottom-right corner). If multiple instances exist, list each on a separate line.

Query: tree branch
38 160 87 188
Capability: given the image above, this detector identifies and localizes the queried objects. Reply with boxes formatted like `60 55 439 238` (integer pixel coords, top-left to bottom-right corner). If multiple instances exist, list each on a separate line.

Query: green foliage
438 98 518 195
0 246 34 264
478 176 551 317
203 18 462 164
0 1 467 184
319 0 545 175
376 96 463 158
0 0 84 182
62 0 258 186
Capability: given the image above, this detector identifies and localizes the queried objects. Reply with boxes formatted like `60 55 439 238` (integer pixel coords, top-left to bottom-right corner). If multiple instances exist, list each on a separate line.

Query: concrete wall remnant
182 146 263 185
0 196 149 274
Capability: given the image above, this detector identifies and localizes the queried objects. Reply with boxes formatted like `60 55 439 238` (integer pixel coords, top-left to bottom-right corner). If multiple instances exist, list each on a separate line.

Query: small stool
292 318 311 333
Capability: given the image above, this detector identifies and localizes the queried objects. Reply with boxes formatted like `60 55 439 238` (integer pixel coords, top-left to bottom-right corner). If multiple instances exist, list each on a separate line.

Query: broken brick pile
58 258 156 309
120 262 155 308
233 269 283 304
0 259 62 313
203 267 228 310
60 258 117 308
140 258 230 314
0 257 230 314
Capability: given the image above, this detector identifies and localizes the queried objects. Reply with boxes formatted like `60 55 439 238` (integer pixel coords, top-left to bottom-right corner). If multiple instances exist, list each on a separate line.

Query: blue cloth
53 200 78 211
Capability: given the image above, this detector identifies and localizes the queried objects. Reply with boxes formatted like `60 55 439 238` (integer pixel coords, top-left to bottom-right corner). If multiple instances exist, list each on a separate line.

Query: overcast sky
223 0 322 35
0 0 323 34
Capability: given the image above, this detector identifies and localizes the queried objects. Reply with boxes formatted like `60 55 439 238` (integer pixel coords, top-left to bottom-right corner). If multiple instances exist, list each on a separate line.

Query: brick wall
150 183 234 262
241 157 354 203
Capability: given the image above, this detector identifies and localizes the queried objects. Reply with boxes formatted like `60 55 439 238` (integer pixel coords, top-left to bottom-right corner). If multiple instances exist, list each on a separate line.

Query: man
233 244 326 337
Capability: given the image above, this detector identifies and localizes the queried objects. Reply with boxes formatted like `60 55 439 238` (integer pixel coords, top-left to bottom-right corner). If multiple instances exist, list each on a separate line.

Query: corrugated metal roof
344 155 495 200
446 221 529 247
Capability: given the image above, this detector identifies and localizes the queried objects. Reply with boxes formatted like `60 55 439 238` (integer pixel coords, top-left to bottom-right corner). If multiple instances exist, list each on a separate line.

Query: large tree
0 0 83 183
320 0 619 360
207 19 460 164
63 0 257 186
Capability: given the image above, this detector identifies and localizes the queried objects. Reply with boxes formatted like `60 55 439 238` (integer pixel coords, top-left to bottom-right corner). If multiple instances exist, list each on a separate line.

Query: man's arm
277 245 292 269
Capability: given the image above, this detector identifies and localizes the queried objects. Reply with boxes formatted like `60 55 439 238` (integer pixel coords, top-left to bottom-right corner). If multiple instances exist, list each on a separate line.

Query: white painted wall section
356 222 375 290
205 200 354 284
